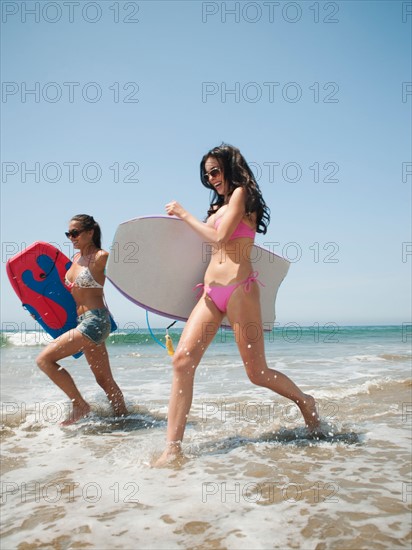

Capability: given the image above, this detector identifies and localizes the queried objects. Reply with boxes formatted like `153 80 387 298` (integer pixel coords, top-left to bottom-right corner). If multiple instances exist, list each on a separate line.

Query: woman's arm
165 187 246 245
91 250 108 283
213 187 246 243
165 201 217 242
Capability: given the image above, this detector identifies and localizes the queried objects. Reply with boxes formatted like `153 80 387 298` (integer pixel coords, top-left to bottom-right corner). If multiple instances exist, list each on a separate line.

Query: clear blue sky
1 0 411 330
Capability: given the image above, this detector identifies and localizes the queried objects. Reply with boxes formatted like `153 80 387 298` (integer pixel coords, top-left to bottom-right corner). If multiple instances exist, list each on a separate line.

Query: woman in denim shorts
36 215 127 425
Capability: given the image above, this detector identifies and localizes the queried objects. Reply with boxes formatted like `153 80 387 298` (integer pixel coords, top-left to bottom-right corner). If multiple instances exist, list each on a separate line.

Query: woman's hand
165 201 187 219
165 200 218 242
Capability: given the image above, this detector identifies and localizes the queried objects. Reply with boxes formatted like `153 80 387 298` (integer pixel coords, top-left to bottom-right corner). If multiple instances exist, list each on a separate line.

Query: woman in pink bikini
156 144 319 465
36 214 127 425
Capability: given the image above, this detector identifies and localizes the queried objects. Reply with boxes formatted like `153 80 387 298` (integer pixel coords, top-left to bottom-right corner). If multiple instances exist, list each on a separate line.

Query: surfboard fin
165 333 174 356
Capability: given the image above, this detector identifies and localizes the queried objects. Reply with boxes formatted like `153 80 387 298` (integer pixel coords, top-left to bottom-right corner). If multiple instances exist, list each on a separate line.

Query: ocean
1 325 411 549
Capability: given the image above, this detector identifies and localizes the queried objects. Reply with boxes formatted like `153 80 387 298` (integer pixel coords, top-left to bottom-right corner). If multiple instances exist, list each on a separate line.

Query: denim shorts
76 308 111 344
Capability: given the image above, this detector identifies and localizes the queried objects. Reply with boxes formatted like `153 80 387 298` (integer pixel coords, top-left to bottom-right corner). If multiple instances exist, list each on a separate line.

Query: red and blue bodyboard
6 242 114 359
7 242 77 334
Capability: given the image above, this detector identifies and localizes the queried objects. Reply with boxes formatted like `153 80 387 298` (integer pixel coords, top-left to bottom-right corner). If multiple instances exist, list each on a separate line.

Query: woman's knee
36 351 53 373
36 354 44 370
172 349 198 376
245 366 270 387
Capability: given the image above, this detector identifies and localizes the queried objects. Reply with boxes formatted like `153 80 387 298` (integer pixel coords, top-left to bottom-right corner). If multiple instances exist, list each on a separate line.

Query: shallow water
1 326 411 549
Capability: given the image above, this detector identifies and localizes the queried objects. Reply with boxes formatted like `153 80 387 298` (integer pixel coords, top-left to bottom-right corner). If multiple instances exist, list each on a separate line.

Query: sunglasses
203 167 221 180
65 229 85 239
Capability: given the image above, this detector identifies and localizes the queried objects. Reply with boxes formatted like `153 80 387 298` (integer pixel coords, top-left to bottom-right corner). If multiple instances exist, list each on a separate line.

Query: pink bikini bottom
194 271 263 314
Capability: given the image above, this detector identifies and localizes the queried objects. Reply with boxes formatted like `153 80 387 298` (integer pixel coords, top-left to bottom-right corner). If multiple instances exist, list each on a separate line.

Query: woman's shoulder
226 186 247 209
230 186 246 200
93 249 109 269
227 187 247 214
96 248 109 259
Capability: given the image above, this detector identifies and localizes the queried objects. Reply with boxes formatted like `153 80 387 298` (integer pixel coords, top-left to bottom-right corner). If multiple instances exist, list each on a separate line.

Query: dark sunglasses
203 167 221 180
65 229 85 239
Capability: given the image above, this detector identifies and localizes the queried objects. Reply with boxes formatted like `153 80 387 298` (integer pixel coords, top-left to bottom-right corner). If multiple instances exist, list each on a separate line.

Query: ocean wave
345 353 412 363
0 330 175 348
379 353 412 362
1 332 50 347
314 377 411 399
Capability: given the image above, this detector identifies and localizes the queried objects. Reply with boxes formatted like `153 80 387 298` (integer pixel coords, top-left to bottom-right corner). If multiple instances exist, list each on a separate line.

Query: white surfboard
106 216 290 329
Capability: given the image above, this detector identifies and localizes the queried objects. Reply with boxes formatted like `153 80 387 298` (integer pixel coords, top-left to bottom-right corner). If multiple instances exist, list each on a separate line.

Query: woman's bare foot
61 401 91 426
298 394 320 432
153 441 183 468
109 390 128 417
112 401 128 418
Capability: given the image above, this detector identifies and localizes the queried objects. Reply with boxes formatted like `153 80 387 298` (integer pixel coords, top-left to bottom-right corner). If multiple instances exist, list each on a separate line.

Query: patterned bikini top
214 215 256 240
65 266 104 290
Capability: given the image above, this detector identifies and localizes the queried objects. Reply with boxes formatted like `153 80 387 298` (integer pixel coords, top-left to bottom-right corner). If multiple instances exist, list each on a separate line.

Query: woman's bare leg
154 296 223 466
84 343 127 417
227 284 320 431
37 329 127 424
36 329 91 424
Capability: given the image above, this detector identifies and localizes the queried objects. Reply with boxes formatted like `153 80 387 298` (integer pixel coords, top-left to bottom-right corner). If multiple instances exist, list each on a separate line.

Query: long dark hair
200 143 270 234
71 214 102 249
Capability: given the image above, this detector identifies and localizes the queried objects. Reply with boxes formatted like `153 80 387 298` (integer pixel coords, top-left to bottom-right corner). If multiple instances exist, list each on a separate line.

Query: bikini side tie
243 271 265 292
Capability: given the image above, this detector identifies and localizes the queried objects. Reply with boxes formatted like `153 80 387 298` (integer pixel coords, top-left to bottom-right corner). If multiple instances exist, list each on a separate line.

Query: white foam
3 331 51 347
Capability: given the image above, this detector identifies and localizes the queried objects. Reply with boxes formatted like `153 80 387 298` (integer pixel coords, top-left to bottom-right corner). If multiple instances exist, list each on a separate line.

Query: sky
1 0 411 332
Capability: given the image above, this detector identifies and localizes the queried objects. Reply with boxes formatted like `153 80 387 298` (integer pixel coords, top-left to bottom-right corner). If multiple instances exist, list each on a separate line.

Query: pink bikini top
214 216 255 240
